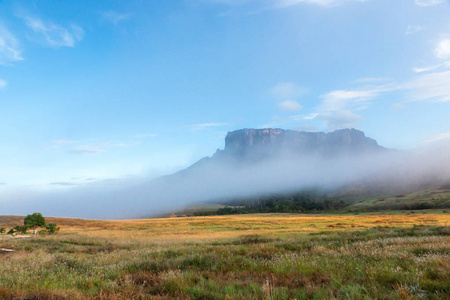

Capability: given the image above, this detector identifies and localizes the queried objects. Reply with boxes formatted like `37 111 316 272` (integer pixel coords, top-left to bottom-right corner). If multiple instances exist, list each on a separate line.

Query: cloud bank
1 136 449 220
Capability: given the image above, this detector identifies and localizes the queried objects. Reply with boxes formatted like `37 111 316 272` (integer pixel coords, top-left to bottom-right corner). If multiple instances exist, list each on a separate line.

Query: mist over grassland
1 139 449 219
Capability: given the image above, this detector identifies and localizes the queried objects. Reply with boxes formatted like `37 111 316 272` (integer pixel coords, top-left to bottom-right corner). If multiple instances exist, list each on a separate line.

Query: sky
0 0 450 191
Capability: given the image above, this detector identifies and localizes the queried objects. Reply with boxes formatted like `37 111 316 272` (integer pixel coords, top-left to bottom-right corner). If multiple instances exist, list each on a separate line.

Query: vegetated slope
184 184 450 216
347 184 450 211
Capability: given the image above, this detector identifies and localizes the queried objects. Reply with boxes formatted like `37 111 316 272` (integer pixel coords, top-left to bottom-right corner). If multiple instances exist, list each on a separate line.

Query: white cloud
23 17 84 48
435 38 450 60
0 25 23 65
101 11 132 24
415 0 445 6
202 0 367 6
412 64 440 73
317 110 363 130
49 181 83 186
406 25 423 35
203 0 368 15
49 139 76 148
0 79 6 89
278 99 303 111
71 145 106 155
275 0 368 8
401 71 450 102
269 82 306 100
353 77 389 83
186 123 229 130
291 113 319 121
134 133 158 138
70 142 136 155
421 132 450 144
319 89 378 111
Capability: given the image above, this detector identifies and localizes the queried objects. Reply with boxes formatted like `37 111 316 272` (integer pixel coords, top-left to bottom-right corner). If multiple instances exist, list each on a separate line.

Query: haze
1 0 450 218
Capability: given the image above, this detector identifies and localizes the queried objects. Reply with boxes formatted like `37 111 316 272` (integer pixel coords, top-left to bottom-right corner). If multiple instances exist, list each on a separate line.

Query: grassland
347 187 450 211
0 212 449 299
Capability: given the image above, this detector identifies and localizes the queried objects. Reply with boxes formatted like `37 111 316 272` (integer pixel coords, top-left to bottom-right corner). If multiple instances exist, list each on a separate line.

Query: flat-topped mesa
223 128 383 157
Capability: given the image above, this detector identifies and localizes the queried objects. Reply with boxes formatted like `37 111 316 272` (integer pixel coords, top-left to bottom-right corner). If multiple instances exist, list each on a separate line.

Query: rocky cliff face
221 128 383 158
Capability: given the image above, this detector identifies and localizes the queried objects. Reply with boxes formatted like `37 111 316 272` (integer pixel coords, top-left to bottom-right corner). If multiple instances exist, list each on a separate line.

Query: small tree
0 228 5 234
7 228 16 235
45 223 60 234
24 212 46 235
13 225 28 234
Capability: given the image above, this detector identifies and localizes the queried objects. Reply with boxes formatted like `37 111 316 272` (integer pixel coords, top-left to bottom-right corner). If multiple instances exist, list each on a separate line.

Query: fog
1 140 449 219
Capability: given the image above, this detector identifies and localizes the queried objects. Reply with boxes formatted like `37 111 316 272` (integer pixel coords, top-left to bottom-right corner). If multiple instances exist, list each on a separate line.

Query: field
0 212 449 299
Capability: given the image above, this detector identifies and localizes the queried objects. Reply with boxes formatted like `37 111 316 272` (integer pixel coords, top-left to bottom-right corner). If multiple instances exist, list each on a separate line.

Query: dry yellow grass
2 213 448 241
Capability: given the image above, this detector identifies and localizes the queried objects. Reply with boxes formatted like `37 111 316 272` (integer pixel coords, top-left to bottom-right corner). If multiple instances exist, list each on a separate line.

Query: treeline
194 192 349 216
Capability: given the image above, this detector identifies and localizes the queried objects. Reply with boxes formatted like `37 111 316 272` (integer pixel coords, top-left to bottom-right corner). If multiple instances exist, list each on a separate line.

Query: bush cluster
0 213 59 235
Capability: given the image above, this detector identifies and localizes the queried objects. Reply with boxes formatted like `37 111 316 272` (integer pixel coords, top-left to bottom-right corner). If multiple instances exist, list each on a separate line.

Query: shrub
45 223 60 234
0 228 5 234
14 225 28 234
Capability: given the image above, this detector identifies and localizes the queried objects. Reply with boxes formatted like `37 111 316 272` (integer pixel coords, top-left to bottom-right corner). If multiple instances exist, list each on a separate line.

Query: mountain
219 128 384 159
161 128 388 197
180 128 386 172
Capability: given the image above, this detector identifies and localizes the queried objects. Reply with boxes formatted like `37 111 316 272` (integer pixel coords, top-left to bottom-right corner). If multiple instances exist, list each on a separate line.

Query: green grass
347 186 450 212
0 214 449 299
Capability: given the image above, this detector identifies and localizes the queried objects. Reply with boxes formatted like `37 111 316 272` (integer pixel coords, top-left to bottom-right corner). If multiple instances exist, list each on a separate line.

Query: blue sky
0 0 450 189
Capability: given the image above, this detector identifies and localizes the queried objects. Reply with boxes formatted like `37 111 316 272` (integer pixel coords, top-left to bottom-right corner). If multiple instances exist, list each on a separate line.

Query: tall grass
0 214 449 299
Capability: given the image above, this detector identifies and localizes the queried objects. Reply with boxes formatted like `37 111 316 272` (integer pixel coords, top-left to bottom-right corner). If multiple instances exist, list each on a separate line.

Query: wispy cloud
314 84 390 129
134 133 158 139
71 145 106 155
269 82 306 100
261 113 317 128
274 0 368 8
48 139 76 148
291 113 319 121
22 16 84 48
70 142 138 155
0 79 6 89
49 181 83 186
186 123 229 130
406 25 423 35
401 70 450 102
435 38 450 60
412 64 441 73
202 0 368 15
101 11 132 24
269 82 306 112
353 77 389 84
319 88 380 112
421 132 450 144
277 100 303 111
415 0 445 6
0 25 23 65
317 110 363 130
206 0 368 7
